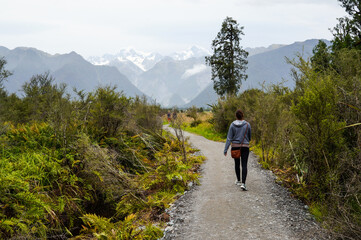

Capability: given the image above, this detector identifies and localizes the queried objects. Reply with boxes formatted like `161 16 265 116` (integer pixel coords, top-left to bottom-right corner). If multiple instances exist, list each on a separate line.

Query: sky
0 0 347 58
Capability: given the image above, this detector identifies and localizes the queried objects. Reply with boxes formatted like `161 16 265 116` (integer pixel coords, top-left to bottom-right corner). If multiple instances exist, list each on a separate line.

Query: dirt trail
163 126 331 240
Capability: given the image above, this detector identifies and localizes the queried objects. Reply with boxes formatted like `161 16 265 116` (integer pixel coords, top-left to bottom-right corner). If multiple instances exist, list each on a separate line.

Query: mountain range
245 44 286 56
0 47 143 98
185 39 330 108
0 39 329 108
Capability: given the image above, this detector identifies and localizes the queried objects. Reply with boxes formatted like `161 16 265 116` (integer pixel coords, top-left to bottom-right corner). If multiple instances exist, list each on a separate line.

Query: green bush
0 123 87 239
0 61 205 239
130 96 162 134
208 49 361 238
87 86 131 140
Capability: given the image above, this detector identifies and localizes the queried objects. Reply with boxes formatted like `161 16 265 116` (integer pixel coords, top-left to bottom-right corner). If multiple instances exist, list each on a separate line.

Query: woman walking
224 109 251 191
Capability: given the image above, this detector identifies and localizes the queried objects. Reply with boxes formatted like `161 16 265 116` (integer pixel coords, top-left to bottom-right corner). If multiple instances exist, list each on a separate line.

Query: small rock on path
163 126 331 240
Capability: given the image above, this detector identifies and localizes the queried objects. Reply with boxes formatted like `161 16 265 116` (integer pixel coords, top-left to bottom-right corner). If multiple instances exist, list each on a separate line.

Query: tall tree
332 0 361 50
22 72 67 122
310 40 332 72
339 0 361 27
205 17 248 97
0 57 12 92
0 58 12 121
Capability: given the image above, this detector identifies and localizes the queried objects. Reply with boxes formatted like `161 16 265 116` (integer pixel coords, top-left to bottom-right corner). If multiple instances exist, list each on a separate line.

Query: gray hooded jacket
224 120 251 154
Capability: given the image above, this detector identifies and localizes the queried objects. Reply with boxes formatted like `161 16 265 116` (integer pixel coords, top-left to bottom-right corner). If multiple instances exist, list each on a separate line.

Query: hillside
186 39 330 108
183 84 218 109
136 57 211 107
245 39 330 89
1 47 144 97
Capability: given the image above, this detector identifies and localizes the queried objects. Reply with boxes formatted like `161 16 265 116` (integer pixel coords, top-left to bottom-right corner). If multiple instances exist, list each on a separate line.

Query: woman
167 111 171 122
224 109 251 191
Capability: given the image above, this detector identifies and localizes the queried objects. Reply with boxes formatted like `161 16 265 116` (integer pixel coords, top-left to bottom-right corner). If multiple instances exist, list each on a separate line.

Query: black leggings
232 147 250 183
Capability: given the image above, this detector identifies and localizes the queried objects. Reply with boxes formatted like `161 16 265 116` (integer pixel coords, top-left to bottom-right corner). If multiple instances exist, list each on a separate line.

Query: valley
1 39 330 108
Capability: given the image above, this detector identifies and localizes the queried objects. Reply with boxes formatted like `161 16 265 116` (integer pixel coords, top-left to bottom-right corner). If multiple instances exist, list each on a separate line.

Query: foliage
0 123 88 239
186 106 198 121
184 121 226 142
79 213 163 240
205 17 248 96
332 0 361 51
291 63 346 198
310 40 332 72
207 47 361 238
0 66 205 239
252 85 293 167
0 57 12 90
166 111 225 142
21 72 70 124
170 113 189 163
210 94 244 133
131 96 162 134
0 58 12 122
78 132 204 239
87 86 131 140
186 106 201 127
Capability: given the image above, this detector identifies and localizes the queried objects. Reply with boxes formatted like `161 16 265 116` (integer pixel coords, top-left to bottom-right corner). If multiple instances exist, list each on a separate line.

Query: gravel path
163 126 332 240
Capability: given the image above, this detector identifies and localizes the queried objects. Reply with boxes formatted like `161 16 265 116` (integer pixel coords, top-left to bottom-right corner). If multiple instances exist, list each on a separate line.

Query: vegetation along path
163 126 331 240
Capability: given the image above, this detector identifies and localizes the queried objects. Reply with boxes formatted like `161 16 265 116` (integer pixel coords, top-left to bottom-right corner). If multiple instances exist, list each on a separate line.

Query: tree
88 86 130 139
339 0 361 31
0 58 12 122
22 72 68 122
205 17 248 97
0 57 12 92
310 40 332 72
331 0 361 50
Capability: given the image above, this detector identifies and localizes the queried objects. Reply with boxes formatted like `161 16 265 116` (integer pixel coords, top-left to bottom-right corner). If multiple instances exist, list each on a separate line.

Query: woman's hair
235 109 244 120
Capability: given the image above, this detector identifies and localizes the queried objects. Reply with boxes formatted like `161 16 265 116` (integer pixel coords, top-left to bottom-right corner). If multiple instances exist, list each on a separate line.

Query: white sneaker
240 183 247 191
235 180 241 186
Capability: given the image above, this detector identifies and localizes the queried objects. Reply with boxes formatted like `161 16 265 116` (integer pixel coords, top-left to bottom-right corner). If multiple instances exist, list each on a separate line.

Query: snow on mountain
117 49 163 71
88 49 163 71
87 53 114 66
88 45 211 74
170 46 210 61
88 57 110 66
1 47 144 98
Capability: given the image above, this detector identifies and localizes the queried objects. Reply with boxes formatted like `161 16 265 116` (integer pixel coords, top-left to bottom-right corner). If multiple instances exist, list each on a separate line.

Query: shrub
88 86 130 140
0 123 87 239
130 95 162 134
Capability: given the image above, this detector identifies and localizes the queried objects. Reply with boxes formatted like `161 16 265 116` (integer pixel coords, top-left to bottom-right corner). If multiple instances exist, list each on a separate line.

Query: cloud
0 0 347 56
182 64 207 79
242 0 338 6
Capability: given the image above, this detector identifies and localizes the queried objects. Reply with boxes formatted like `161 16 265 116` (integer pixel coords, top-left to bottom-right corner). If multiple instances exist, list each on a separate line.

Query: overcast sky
0 0 347 58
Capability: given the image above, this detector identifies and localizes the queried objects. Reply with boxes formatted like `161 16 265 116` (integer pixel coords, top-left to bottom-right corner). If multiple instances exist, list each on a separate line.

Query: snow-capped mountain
0 47 144 98
88 46 210 71
170 46 210 61
87 46 213 106
88 48 163 71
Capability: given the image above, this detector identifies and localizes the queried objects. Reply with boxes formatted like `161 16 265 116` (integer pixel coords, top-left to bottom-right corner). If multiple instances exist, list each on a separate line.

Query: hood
232 120 247 128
